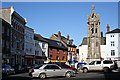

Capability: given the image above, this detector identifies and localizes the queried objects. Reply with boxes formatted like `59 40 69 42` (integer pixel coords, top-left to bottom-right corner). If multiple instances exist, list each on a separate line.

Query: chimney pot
67 35 69 40
58 31 61 38
106 24 110 32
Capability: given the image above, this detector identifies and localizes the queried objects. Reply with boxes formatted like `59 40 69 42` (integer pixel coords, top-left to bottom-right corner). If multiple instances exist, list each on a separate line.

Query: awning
50 60 67 62
35 56 47 59
25 55 34 59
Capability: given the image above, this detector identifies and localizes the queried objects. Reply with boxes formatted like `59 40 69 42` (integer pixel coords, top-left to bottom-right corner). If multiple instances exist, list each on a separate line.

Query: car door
88 61 96 70
51 65 63 76
44 65 55 77
94 61 102 70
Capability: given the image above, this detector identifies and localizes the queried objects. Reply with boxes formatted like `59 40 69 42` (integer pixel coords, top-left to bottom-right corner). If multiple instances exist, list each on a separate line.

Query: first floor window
111 50 115 56
57 49 59 53
50 48 52 52
111 41 115 46
2 39 4 48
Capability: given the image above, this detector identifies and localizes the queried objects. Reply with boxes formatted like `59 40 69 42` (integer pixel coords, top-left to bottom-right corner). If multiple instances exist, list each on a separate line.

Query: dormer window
57 42 62 46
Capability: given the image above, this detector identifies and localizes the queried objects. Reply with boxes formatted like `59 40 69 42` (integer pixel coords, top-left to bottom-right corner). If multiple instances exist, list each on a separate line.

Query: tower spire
92 5 95 11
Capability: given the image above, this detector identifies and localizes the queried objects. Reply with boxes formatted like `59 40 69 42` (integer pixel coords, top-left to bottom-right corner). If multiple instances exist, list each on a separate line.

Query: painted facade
106 28 120 60
50 31 77 63
24 26 35 65
34 34 48 64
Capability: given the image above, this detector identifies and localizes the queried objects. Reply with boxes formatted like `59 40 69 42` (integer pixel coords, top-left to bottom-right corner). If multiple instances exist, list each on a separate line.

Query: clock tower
87 5 101 61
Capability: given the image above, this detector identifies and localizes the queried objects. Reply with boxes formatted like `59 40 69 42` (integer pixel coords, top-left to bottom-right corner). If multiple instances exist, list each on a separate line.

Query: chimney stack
69 39 73 45
58 31 61 40
106 24 110 32
67 35 69 40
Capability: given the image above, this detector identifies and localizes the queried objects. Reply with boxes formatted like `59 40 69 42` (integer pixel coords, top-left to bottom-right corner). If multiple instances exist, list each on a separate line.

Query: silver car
29 64 75 79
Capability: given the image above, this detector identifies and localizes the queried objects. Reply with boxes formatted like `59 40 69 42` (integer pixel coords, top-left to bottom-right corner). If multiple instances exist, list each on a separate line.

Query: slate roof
106 28 120 34
34 34 48 43
79 37 106 46
67 44 77 48
54 34 67 41
54 34 76 47
45 38 67 50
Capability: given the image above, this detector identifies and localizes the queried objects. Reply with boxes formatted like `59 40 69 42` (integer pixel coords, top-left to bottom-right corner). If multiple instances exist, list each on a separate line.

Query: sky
2 2 118 47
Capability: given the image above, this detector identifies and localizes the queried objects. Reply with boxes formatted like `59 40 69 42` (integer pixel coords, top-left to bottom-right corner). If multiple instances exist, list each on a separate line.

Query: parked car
82 60 117 73
77 62 87 70
14 64 24 73
29 64 75 79
2 64 15 75
49 62 78 74
22 65 32 72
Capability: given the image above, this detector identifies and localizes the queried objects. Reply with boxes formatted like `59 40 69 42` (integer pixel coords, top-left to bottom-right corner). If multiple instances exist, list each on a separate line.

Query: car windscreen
2 65 11 69
34 65 43 69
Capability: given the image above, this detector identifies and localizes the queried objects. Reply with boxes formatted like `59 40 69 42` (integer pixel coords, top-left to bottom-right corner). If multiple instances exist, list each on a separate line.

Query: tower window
96 42 98 47
91 28 94 34
95 28 97 33
92 13 94 18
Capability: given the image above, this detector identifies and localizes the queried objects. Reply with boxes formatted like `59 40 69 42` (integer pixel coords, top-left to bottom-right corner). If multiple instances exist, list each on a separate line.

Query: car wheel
103 67 109 73
39 73 46 79
65 72 71 78
83 68 88 73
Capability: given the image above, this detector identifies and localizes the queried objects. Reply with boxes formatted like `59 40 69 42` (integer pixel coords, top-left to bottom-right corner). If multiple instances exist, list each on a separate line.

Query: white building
106 28 120 60
24 26 35 65
79 37 106 63
34 34 48 64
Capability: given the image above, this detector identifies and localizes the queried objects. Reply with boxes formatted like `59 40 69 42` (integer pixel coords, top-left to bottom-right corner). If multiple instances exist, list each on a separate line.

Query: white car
82 60 117 73
29 64 75 79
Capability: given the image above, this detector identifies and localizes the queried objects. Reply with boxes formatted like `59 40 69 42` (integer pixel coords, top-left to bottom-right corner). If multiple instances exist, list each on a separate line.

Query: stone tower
87 5 101 61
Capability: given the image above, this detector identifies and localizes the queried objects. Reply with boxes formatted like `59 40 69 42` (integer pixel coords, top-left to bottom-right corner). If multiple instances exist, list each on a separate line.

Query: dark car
2 64 15 75
22 65 32 72
49 62 78 74
13 64 24 73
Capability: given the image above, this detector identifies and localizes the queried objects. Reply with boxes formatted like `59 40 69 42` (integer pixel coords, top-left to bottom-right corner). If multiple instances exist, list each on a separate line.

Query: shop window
62 56 64 60
56 56 59 60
